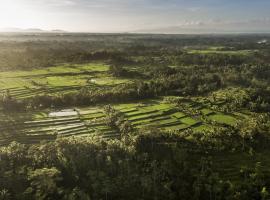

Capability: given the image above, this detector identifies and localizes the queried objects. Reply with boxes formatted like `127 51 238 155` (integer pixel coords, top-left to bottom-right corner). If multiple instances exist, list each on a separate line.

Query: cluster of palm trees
104 105 133 136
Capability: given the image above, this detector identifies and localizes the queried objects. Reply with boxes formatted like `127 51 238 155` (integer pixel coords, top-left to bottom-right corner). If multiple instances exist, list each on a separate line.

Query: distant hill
0 27 67 33
51 29 68 33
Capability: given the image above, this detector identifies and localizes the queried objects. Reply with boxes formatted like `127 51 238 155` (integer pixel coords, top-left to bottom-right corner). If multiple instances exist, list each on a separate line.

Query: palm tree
0 189 10 200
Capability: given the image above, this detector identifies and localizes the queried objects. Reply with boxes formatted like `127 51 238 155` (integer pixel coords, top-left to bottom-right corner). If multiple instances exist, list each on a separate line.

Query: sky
0 0 270 33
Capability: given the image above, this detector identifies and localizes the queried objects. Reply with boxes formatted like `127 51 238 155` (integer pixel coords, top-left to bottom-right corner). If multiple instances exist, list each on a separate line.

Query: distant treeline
0 34 270 70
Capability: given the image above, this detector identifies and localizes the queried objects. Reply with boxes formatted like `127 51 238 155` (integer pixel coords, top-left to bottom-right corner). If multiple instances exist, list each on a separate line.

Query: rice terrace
0 32 270 199
0 61 254 145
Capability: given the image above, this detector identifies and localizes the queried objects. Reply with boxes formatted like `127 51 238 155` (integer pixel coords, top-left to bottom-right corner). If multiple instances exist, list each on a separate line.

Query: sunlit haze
0 0 270 33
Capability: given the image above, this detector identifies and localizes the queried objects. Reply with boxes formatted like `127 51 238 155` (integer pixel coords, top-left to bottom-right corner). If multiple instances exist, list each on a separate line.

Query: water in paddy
49 109 78 117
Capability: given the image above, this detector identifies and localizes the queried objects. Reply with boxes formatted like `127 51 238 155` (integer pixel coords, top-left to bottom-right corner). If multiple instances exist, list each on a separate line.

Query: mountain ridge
0 27 67 33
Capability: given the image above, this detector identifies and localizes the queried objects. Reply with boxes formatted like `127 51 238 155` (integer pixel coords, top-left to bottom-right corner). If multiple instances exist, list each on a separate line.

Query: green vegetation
0 33 270 199
0 63 132 99
1 97 251 145
187 48 257 55
207 113 237 126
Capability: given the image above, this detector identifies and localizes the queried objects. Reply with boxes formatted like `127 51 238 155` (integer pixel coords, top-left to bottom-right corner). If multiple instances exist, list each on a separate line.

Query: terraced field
0 63 131 99
0 96 252 146
115 98 246 132
0 107 120 146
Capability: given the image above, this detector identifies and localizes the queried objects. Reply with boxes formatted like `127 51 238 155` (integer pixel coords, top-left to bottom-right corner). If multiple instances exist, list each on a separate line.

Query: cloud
40 0 77 6
135 17 270 34
178 18 270 27
187 7 202 12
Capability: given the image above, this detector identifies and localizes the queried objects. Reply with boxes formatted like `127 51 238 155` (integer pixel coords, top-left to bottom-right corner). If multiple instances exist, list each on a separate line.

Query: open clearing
0 63 255 146
0 97 250 146
186 46 258 55
0 63 131 99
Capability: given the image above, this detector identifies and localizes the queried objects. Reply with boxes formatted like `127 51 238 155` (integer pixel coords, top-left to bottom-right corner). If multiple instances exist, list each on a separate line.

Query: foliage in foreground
1 127 270 200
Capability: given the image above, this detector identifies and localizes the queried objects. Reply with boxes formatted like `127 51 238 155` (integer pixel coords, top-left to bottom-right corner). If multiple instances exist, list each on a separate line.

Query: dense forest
0 33 270 199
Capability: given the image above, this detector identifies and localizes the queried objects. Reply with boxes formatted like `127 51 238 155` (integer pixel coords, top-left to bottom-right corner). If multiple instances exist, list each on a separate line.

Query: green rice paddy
0 63 131 99
0 63 254 146
187 48 257 56
208 113 238 126
0 96 251 146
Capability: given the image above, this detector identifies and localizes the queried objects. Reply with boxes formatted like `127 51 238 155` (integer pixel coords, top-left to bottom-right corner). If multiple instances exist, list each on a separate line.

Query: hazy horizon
1 0 270 33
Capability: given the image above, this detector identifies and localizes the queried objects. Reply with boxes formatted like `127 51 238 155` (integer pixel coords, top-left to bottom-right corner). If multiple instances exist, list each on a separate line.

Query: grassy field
0 107 118 146
186 48 257 55
0 63 132 99
115 98 244 131
0 96 251 146
0 62 257 146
